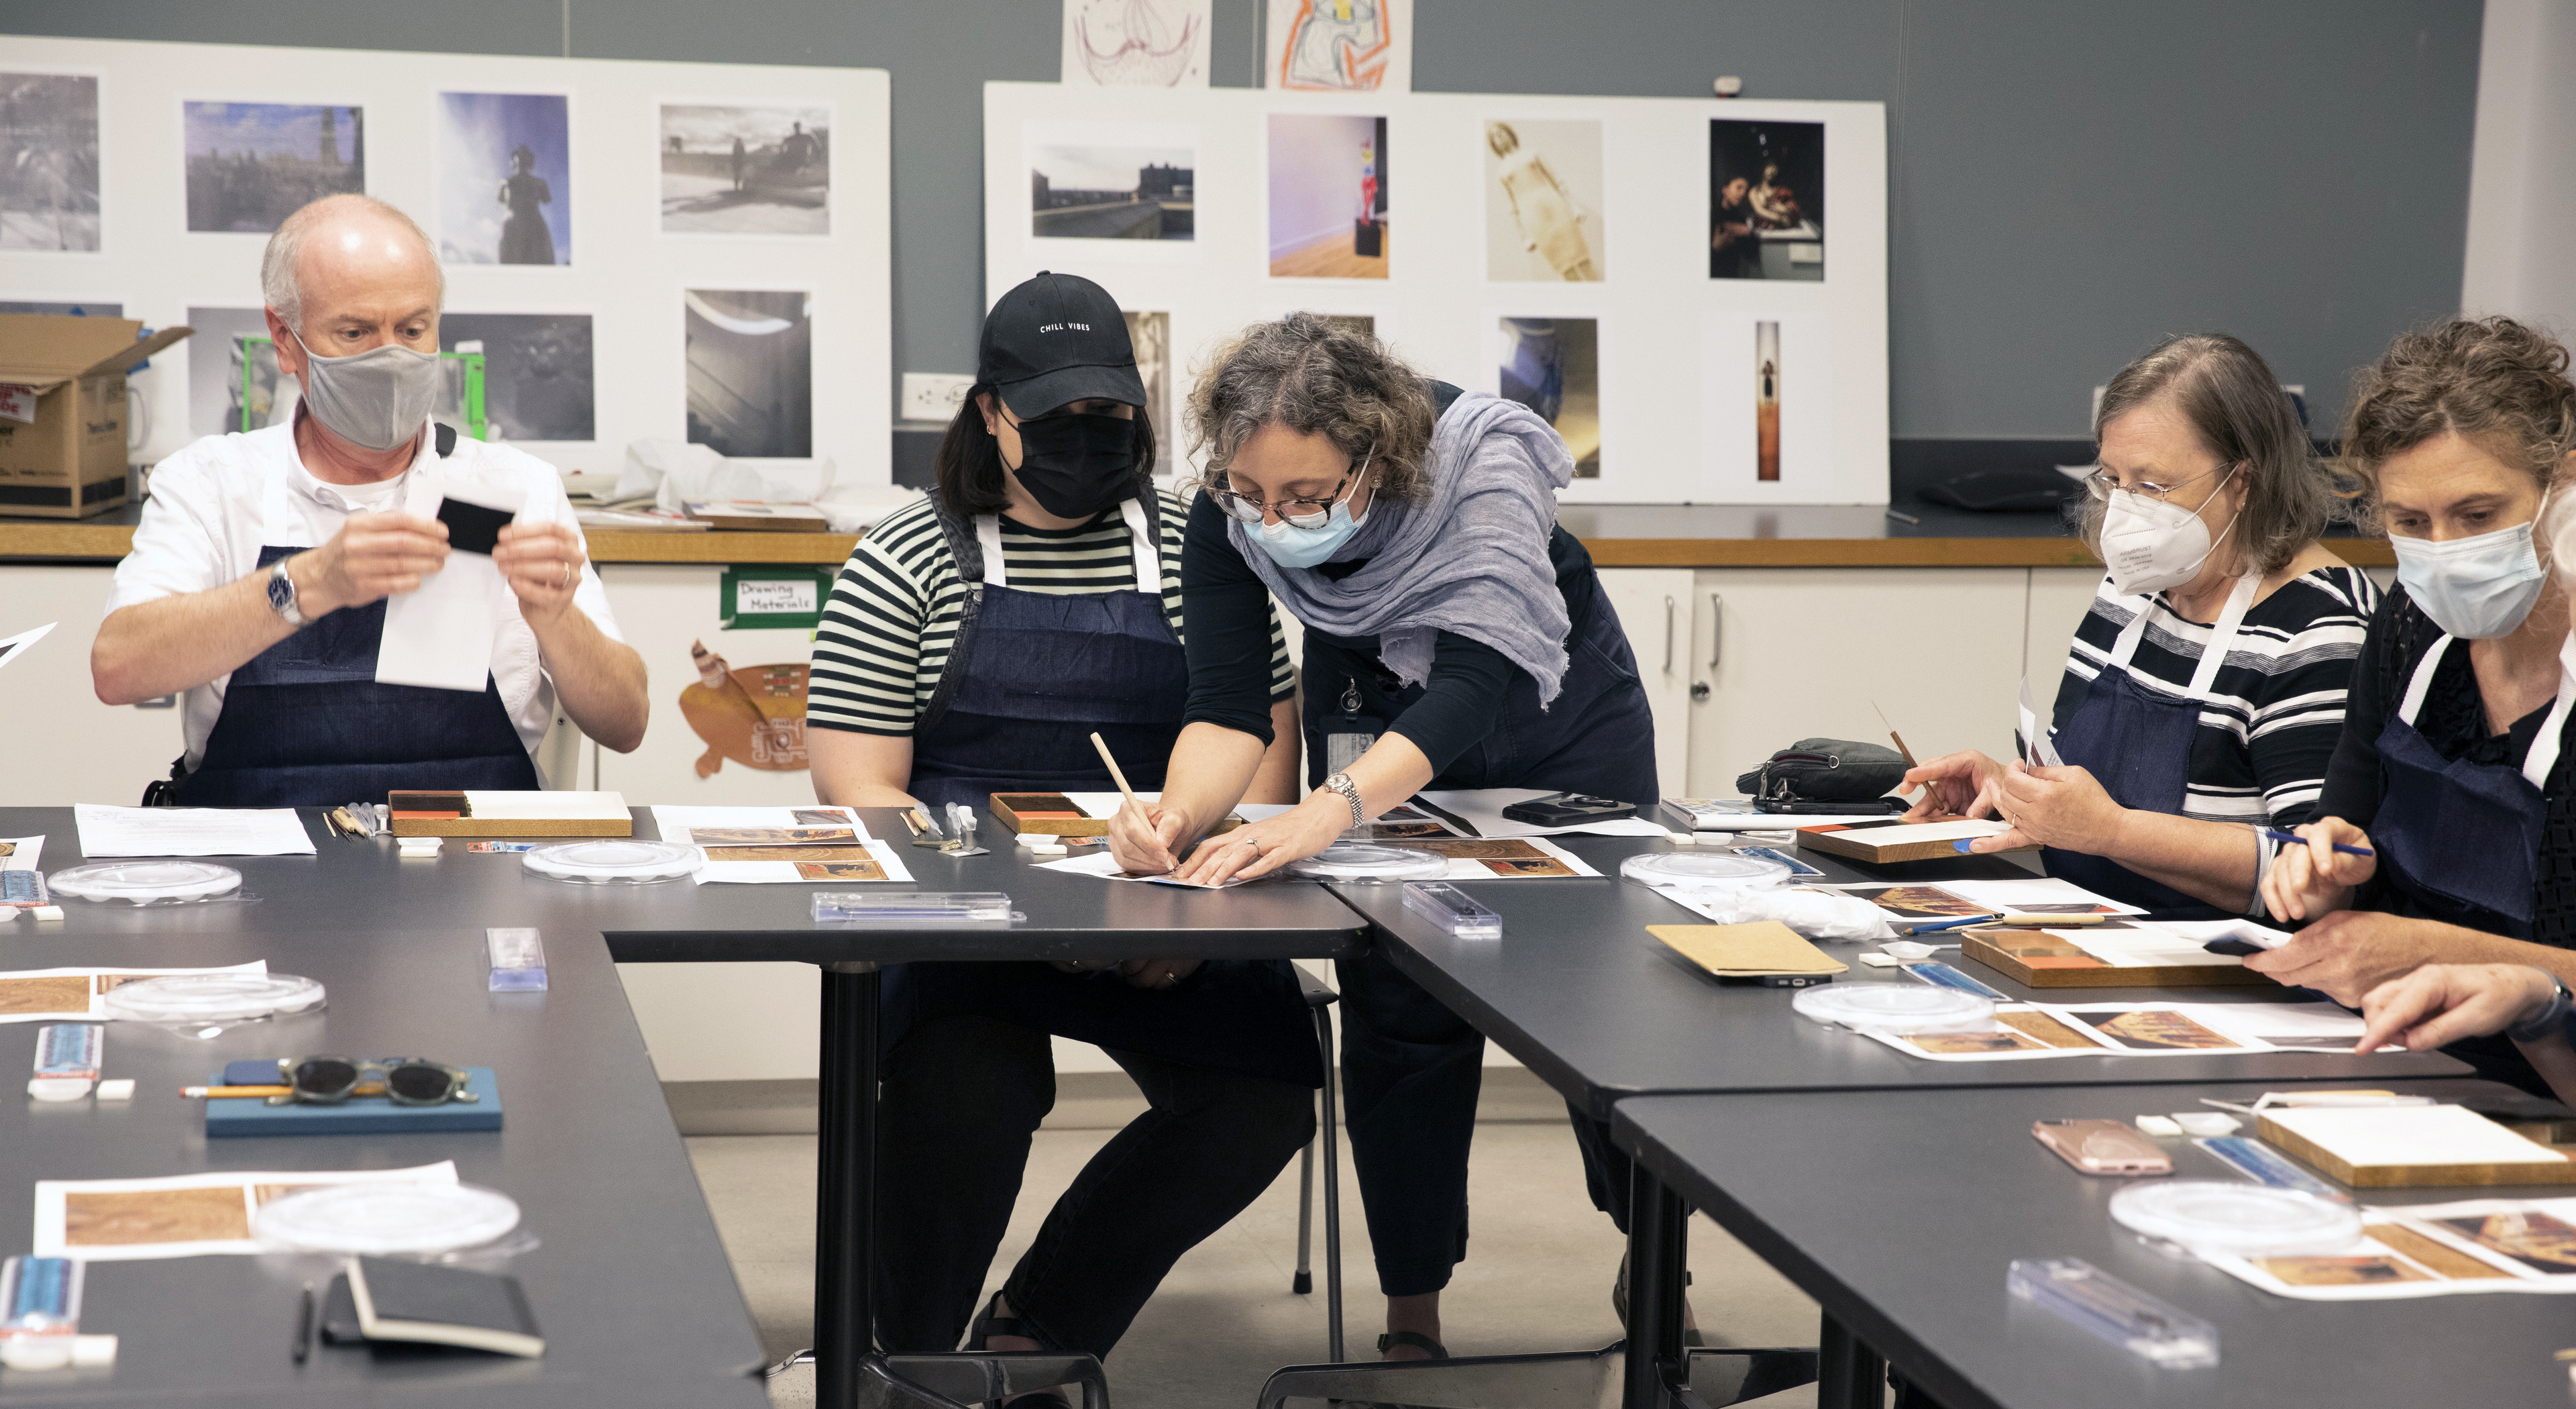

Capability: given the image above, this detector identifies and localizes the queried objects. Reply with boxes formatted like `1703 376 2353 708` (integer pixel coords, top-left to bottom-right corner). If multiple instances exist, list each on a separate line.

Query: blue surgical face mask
1252 470 1371 570
2390 494 2551 640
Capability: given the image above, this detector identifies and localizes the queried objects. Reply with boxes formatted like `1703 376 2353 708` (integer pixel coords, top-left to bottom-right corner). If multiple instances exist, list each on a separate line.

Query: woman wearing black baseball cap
806 273 1315 1377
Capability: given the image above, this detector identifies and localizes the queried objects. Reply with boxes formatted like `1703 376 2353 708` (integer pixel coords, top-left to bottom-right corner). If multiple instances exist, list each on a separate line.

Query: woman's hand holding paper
2258 817 2376 923
1900 749 2007 821
1170 799 1346 886
2243 910 2436 1004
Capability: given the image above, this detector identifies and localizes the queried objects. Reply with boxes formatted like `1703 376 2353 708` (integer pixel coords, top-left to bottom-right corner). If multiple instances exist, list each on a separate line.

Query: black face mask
1010 411 1140 519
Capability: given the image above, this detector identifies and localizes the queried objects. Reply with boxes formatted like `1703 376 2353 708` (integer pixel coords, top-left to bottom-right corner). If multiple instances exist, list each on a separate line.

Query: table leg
1622 1162 1688 1409
815 962 882 1409
1817 1310 1884 1409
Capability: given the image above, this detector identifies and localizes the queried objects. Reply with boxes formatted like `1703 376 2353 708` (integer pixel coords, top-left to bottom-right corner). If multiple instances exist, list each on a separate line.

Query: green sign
720 564 836 630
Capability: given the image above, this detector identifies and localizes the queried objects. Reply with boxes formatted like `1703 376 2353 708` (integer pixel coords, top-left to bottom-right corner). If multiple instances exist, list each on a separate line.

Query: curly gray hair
1187 313 1438 501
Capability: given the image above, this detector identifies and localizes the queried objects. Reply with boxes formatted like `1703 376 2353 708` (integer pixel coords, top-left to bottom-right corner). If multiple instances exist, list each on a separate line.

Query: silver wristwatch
266 558 307 627
1320 771 1364 829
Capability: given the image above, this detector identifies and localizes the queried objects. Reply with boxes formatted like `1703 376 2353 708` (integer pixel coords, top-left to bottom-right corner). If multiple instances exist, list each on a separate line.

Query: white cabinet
2026 568 2104 692
592 564 828 805
1684 568 2029 796
1593 568 1696 796
0 567 186 806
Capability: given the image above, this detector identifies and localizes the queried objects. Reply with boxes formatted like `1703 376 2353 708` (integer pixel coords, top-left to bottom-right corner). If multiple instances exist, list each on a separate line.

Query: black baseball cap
979 272 1148 417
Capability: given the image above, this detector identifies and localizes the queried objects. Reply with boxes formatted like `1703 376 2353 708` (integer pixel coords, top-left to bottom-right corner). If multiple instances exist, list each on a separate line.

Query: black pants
1338 945 1640 1297
873 1014 1317 1359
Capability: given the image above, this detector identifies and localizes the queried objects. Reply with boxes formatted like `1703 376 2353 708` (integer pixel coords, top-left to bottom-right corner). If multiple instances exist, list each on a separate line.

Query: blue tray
205 1065 502 1137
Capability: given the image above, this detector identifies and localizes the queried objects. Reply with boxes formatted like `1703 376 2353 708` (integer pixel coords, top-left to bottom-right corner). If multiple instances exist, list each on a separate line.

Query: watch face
267 565 295 615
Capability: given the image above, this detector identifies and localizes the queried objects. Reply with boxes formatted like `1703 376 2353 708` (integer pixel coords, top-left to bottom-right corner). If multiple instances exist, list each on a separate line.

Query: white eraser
2172 1112 2240 1137
1666 831 1697 845
95 1079 134 1101
397 837 442 857
1858 953 1902 968
31 906 63 922
1026 843 1067 857
2134 1114 2184 1137
0 1337 72 1370
70 1334 116 1367
27 1077 91 1103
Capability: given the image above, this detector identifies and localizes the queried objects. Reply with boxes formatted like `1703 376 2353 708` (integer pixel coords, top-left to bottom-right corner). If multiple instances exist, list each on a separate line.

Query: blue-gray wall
0 0 2483 438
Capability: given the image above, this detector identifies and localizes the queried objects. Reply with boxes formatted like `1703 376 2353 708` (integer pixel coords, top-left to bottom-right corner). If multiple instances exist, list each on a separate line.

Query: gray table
0 925 765 1408
5 806 1371 1408
1616 1080 2576 1409
1322 830 2471 1409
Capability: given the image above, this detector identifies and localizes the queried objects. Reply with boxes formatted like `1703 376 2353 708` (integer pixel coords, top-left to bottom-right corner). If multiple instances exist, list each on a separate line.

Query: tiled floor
687 1074 1820 1408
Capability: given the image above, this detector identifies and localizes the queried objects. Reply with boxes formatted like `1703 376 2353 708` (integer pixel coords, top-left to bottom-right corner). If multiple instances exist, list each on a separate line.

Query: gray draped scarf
1225 391 1576 705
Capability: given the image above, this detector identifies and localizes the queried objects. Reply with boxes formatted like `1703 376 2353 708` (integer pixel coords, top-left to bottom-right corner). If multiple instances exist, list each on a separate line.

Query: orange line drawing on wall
1276 0 1393 92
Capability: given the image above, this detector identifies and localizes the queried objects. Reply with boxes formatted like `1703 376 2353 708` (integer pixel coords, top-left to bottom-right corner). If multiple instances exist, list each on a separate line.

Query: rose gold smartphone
2032 1118 2172 1176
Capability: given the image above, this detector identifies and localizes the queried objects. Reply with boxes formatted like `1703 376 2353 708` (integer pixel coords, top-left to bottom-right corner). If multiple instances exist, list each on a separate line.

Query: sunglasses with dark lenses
268 1055 479 1108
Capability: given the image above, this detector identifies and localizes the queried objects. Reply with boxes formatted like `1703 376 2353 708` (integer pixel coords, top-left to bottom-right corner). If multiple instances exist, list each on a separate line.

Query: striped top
808 489 1295 736
2047 566 2382 827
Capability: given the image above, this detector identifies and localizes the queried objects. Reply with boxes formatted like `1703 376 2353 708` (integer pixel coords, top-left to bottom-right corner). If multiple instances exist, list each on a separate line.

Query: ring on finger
557 560 574 589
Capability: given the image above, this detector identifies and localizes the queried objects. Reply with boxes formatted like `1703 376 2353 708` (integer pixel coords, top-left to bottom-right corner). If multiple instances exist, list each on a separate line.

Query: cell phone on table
2031 1118 2172 1176
1499 792 1636 827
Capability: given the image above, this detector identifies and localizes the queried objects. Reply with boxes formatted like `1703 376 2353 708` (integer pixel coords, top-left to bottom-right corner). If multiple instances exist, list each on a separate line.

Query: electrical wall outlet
901 373 976 424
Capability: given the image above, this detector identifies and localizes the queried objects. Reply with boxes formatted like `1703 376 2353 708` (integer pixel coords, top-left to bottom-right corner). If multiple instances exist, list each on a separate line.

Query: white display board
985 81 1886 505
0 36 890 486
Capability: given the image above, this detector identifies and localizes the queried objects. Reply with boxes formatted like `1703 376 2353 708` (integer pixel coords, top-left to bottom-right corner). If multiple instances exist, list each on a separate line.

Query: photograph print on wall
441 313 595 442
661 104 830 235
1123 309 1171 459
1483 119 1602 282
1495 317 1598 478
1267 113 1385 278
182 101 364 233
684 290 811 458
1030 121 1195 242
1709 119 1822 281
183 305 286 437
0 73 101 252
1701 309 1832 490
437 93 571 266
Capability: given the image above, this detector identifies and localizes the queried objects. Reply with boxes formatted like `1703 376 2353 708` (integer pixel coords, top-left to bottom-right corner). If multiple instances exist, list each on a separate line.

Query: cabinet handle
1661 595 1675 674
1708 591 1724 670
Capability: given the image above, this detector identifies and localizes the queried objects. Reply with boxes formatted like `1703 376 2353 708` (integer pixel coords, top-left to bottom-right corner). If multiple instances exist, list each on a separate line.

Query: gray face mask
288 328 442 453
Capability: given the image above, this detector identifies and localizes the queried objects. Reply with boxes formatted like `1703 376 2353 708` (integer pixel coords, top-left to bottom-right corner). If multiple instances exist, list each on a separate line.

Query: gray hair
259 194 443 331
2080 332 2332 576
1187 313 1438 501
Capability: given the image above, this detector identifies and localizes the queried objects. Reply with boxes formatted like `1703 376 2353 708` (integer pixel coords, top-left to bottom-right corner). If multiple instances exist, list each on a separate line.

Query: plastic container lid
253 1182 523 1256
1286 844 1450 882
1790 982 1994 1033
1619 851 1790 888
100 972 326 1024
522 839 701 884
2108 1180 2363 1257
48 861 241 904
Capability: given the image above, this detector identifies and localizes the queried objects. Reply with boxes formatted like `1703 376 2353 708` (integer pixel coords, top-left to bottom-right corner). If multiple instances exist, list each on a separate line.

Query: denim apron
2373 633 2576 940
886 494 1320 1088
166 427 539 808
2043 572 2257 915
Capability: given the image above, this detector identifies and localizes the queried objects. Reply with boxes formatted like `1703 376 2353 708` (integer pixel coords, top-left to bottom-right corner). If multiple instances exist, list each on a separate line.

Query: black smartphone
1499 792 1637 827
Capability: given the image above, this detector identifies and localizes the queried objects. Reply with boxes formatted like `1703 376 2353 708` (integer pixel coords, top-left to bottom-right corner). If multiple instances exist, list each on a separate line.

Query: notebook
346 1255 543 1358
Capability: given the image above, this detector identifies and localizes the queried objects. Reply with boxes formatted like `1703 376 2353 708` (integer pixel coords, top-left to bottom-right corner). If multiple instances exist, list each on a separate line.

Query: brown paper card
1649 921 1848 978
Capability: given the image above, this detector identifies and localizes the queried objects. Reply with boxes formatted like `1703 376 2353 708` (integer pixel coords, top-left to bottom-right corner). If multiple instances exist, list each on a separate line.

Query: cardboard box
0 315 193 519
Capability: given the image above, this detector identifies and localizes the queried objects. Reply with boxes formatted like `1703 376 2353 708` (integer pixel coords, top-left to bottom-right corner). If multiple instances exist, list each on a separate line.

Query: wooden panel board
2259 1112 2576 1188
1961 929 2271 989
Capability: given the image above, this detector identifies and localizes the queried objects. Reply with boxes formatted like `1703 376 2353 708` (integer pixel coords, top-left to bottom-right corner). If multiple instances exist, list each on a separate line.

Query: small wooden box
1794 821 2041 866
388 790 633 838
987 792 1242 839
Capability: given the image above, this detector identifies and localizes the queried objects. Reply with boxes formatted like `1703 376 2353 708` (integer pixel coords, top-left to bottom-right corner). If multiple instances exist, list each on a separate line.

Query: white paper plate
523 839 700 884
1287 844 1451 882
2109 1180 2361 1256
1790 982 1994 1033
101 972 326 1023
1619 851 1789 888
48 861 241 904
254 1182 522 1256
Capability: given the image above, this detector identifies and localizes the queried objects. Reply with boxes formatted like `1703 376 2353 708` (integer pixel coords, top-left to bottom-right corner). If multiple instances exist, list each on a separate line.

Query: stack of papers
72 806 315 857
648 806 912 884
1864 1000 2385 1063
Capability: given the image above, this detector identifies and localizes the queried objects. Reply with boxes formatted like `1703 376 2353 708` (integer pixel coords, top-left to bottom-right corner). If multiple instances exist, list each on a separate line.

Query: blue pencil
2261 828 2373 859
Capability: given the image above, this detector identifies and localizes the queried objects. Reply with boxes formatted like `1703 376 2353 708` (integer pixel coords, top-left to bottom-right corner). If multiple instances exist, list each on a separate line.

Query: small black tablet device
437 498 517 556
1499 792 1637 827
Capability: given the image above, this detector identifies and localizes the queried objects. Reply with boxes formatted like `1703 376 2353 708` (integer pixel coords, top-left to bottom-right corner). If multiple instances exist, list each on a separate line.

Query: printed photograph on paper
1495 317 1598 478
1030 121 1195 242
1483 119 1601 282
183 101 364 233
1268 114 1385 278
1709 119 1822 281
1124 309 1172 454
439 313 594 441
660 103 830 235
437 92 571 266
684 290 811 458
0 73 100 251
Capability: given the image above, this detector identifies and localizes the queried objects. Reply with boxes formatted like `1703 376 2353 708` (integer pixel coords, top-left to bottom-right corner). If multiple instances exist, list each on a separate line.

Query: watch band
1321 772 1364 829
2507 969 2573 1044
267 558 307 628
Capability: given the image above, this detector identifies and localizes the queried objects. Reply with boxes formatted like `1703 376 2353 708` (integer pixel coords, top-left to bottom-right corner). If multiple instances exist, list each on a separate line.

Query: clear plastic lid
1286 844 1450 882
522 839 701 884
48 861 241 904
2108 1180 2363 1257
812 892 1019 925
1404 881 1503 938
100 972 326 1024
1619 851 1790 888
1790 982 1994 1033
253 1182 522 1256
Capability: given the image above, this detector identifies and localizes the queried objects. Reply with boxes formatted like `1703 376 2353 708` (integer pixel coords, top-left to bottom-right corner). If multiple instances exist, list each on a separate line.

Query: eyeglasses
1208 448 1375 529
266 1055 479 1108
2082 462 2239 505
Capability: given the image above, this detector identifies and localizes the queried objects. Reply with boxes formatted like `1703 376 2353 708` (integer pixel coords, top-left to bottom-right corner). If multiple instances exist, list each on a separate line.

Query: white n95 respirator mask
2098 471 2242 596
288 329 442 453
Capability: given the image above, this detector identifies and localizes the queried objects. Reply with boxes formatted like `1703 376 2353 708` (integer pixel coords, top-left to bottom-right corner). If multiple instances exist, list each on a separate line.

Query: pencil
1090 732 1142 812
183 1084 386 1099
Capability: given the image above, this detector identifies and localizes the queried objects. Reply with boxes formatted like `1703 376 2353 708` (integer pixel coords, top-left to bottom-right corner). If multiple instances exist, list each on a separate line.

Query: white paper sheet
73 805 315 857
1935 877 2146 917
0 835 41 870
2196 1196 2576 1301
376 477 527 693
34 1159 458 1260
2019 676 2064 767
691 837 914 885
1860 1000 2381 1063
1412 789 1671 839
649 804 869 846
0 621 57 673
0 961 269 1024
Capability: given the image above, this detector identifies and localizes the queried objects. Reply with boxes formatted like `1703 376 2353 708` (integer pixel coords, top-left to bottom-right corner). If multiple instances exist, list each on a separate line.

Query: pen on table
292 1282 315 1364
1885 509 1921 525
2261 828 2375 858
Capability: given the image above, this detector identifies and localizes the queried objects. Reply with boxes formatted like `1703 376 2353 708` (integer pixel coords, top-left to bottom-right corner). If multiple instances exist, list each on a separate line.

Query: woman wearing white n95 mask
1904 333 2375 917
2255 321 2576 1069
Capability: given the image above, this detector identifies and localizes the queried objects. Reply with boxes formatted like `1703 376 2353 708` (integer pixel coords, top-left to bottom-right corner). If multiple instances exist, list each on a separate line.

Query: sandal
1348 1333 1451 1409
1613 1251 1706 1349
967 1293 1073 1409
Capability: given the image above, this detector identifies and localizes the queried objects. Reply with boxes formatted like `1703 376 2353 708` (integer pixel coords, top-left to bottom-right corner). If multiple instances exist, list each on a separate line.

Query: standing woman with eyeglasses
1901 333 2376 916
1108 313 1674 1362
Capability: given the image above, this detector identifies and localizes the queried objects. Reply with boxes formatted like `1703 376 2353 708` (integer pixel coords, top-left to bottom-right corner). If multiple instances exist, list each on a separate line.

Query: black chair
1289 964 1347 1363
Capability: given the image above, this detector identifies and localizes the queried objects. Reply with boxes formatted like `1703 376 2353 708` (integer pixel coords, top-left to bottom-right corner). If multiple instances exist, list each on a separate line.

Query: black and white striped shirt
808 490 1295 736
2048 566 2381 826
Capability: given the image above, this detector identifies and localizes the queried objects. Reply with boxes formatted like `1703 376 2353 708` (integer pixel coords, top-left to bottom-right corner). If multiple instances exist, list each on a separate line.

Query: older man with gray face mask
92 193 647 806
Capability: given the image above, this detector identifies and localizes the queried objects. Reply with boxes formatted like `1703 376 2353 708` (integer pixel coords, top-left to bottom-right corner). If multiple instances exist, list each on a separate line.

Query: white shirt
109 419 622 770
